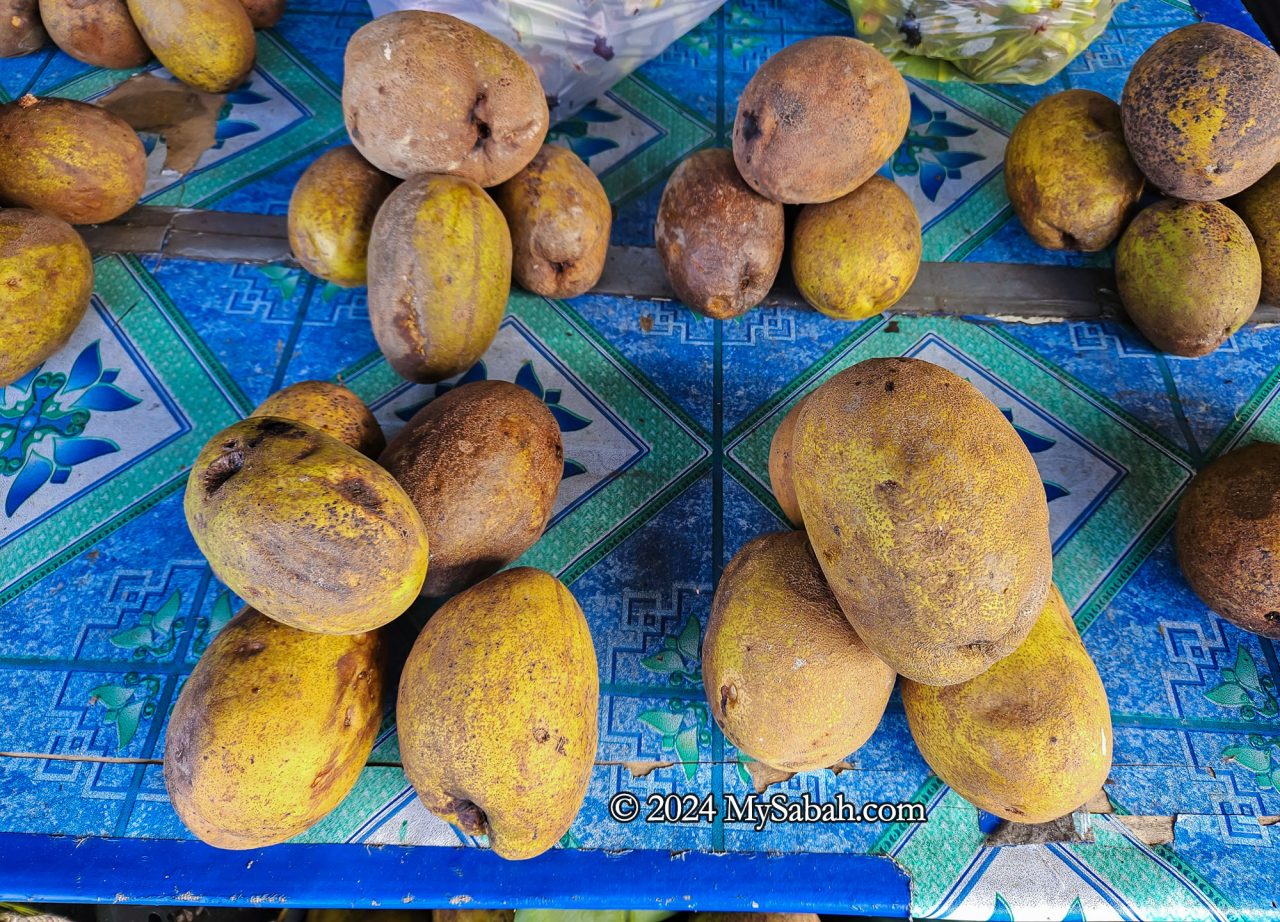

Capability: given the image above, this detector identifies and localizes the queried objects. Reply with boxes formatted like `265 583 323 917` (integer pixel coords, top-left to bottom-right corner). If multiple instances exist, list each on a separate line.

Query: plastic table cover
1 0 1278 918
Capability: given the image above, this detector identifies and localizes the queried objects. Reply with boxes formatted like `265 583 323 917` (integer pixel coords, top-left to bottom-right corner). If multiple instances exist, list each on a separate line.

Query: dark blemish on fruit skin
236 640 266 657
885 380 895 393
533 727 550 743
335 476 384 511
739 110 762 143
1267 611 1280 623
203 449 244 494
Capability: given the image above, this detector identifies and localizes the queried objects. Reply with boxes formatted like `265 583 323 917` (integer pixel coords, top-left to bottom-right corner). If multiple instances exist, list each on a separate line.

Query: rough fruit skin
126 0 255 94
38 0 149 69
768 398 805 527
793 358 1052 686
493 144 611 299
1115 198 1260 357
655 148 784 320
1004 89 1144 252
397 568 599 861
0 0 46 56
902 586 1112 824
251 380 385 458
732 36 909 204
0 208 93 386
791 176 921 320
379 380 563 598
367 173 511 383
0 95 145 224
183 416 428 634
1175 442 1280 639
287 145 396 288
704 531 895 772
1231 164 1280 304
1121 23 1280 201
164 607 383 849
342 11 548 186
238 0 283 28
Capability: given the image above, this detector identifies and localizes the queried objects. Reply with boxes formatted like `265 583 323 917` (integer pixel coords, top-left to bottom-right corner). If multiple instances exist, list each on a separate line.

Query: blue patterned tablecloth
2 1 1279 917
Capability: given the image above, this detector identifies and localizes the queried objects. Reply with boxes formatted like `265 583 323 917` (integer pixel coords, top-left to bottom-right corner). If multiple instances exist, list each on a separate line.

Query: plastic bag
847 0 1125 84
366 0 726 118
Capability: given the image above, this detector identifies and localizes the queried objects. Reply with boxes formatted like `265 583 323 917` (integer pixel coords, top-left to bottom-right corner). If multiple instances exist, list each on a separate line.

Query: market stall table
2 0 1278 917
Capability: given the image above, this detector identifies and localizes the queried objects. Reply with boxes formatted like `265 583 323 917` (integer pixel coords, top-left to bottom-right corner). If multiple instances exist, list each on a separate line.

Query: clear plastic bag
847 0 1125 84
366 0 727 118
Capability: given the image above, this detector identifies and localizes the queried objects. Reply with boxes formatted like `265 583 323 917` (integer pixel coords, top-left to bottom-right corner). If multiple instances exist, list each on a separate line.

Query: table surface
2 0 1279 917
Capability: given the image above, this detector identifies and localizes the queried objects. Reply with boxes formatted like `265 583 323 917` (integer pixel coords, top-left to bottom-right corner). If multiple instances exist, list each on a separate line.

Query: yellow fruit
704 531 895 771
126 0 255 93
0 208 93 386
251 379 385 458
791 176 921 320
493 144 611 299
792 358 1052 686
184 416 429 634
398 568 598 860
164 606 383 848
1004 89 1144 251
0 94 145 224
902 586 1112 823
367 173 511 383
1231 164 1280 304
287 145 396 288
1115 198 1260 357
767 398 805 527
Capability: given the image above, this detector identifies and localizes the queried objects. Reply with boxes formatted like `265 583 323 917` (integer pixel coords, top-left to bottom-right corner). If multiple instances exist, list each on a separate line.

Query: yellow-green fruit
164 606 383 849
1176 442 1280 639
0 94 145 224
733 36 909 204
251 379 385 458
398 568 598 861
493 144 611 299
38 0 150 69
126 0 255 93
791 176 921 320
0 208 93 385
1004 89 1144 251
368 173 511 383
379 380 563 598
901 586 1112 823
1115 198 1260 357
704 531 895 772
1121 23 1280 201
767 398 805 527
1 0 46 56
1231 164 1280 303
792 358 1052 686
287 145 395 288
184 416 428 634
342 11 548 185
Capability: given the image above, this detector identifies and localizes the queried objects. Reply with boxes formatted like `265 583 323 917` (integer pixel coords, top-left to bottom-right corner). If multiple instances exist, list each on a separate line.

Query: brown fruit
342 11 548 185
493 144 611 299
1004 89 1144 252
655 148 785 319
287 144 396 288
38 0 149 69
367 173 512 383
0 94 146 224
1121 23 1280 201
251 380 385 458
704 530 895 772
768 398 805 527
1231 163 1280 304
238 0 283 28
732 36 909 204
0 209 93 386
1176 442 1280 639
379 380 563 597
1 0 46 56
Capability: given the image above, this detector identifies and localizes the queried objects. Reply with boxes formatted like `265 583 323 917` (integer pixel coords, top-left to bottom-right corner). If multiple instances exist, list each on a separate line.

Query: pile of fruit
2 0 1280 868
